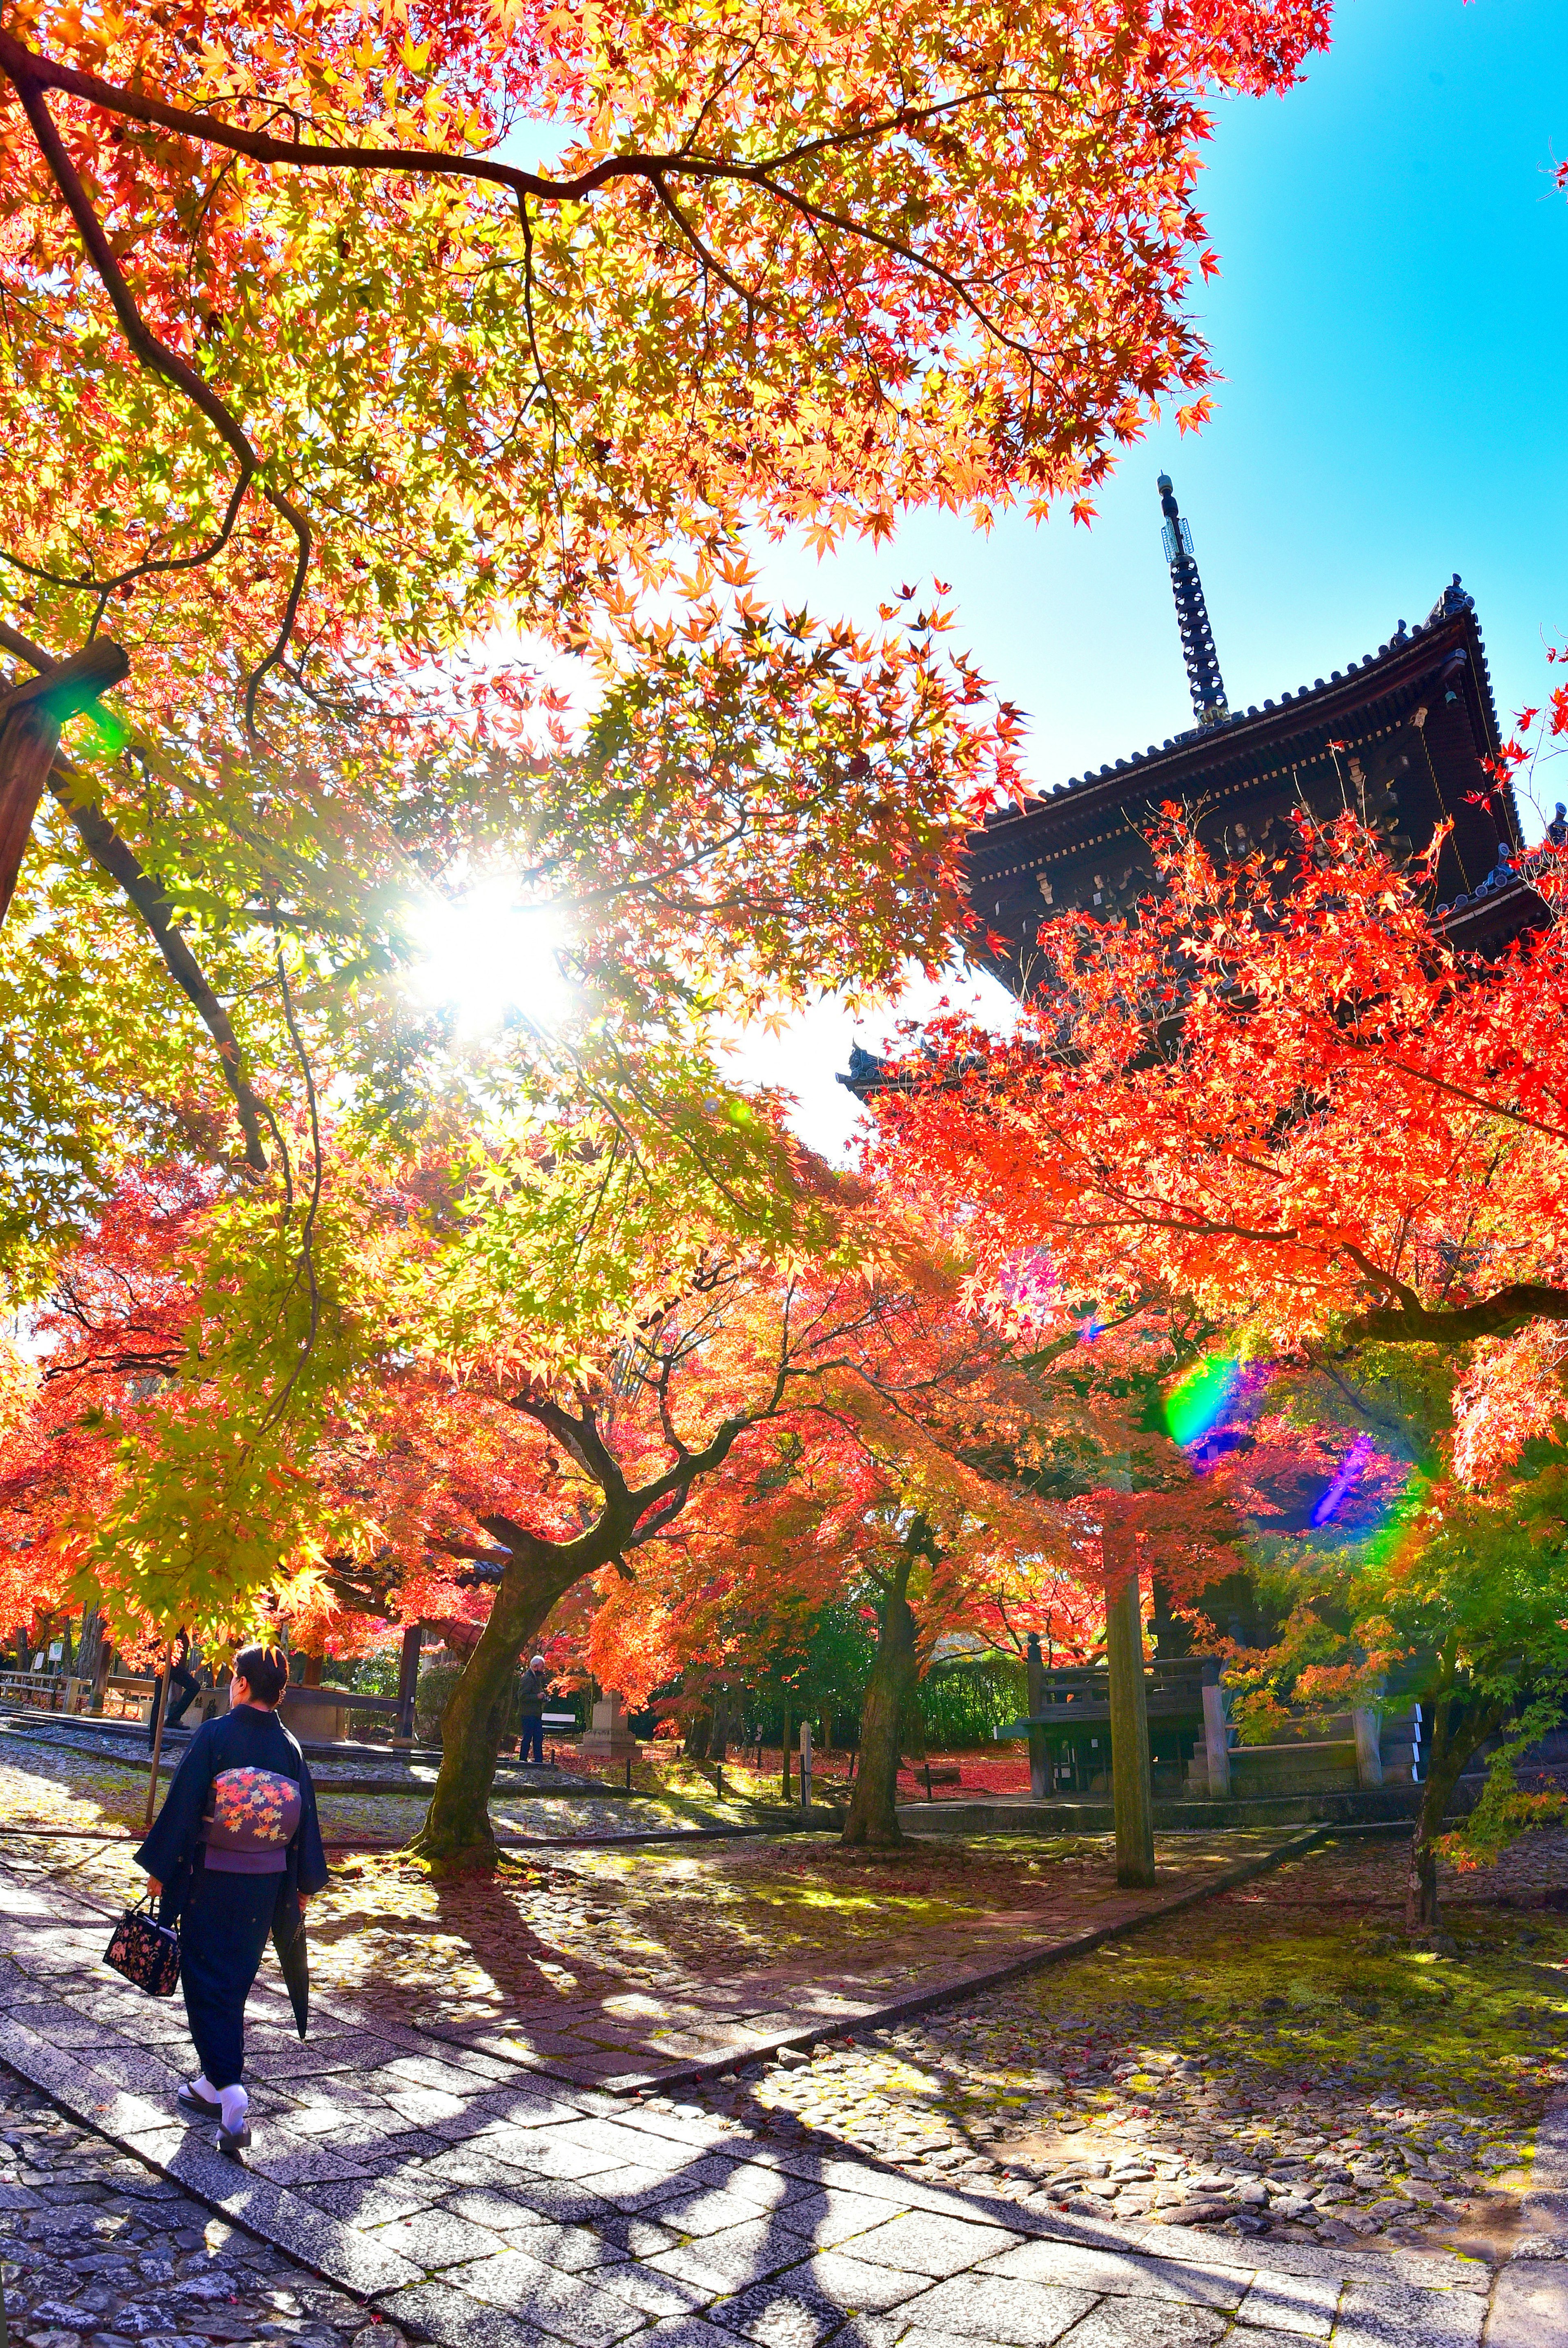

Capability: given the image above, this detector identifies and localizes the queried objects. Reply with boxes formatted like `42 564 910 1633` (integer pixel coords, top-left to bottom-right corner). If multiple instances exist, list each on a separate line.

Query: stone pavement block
650 2185 799 2237
648 2217 826 2295
472 2096 588 2135
770 2187 911 2250
482 2132 631 2183
703 2272 849 2348
449 2248 647 2345
301 2178 441 2227
1331 2280 1487 2348
376 2281 554 2346
1481 2258 1568 2348
639 2319 764 2348
884 2275 1098 2345
380 2053 505 2096
793 2248 932 2312
381 2086 472 2127
246 2142 374 2187
368 2207 514 2270
503 2218 636 2274
668 2153 810 2205
593 2254 719 2320
1234 2269 1341 2336
847 2331 1014 2348
592 2208 686 2259
849 2209 1027 2277
604 2162 739 2212
1047 2301 1229 2346
441 2183 575 2238
981 2240 1246 2308
421 2143 550 2192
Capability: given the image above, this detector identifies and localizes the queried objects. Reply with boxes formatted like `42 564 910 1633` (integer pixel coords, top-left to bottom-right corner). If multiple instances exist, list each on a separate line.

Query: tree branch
1 47 311 732
1347 1284 1568 1347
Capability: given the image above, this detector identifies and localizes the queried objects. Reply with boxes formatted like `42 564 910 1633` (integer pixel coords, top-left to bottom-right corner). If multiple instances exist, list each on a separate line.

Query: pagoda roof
971 577 1515 890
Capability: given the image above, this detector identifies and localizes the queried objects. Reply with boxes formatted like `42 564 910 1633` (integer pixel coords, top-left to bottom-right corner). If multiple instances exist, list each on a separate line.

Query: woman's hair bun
234 1641 290 1706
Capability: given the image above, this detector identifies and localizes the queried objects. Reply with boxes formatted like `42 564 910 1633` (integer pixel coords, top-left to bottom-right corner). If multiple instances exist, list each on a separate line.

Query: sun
405 879 573 1033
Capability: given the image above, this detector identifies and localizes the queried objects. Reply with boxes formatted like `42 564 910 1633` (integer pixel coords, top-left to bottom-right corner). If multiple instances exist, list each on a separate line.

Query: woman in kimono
136 1641 328 2156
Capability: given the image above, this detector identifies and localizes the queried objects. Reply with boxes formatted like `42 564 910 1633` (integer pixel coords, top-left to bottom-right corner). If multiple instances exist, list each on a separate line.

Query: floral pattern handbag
104 1892 181 1997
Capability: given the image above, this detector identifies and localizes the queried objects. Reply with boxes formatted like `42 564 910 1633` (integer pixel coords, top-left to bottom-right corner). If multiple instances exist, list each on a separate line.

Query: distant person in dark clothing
147 1630 201 1748
137 1642 328 2156
518 1654 550 1765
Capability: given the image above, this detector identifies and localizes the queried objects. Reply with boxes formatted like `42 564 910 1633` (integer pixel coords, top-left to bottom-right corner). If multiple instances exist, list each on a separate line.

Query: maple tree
867 813 1568 1348
0 0 1331 1274
586 1274 1088 1845
0 0 1330 733
866 813 1568 1926
588 1287 1302 1842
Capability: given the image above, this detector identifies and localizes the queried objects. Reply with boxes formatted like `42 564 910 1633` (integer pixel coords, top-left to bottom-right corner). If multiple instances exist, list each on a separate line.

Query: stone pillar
1026 1632 1049 1799
1201 1663 1232 1799
1104 1516 1155 1888
579 1689 640 1761
1352 1705 1384 1788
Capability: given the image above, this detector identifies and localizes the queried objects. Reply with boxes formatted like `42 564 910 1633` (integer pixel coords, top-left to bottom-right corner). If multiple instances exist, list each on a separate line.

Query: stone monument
579 1688 640 1761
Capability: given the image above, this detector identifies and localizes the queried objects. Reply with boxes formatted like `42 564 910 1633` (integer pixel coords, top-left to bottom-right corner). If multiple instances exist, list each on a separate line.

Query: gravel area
688 1832 1568 2261
0 2063 405 2348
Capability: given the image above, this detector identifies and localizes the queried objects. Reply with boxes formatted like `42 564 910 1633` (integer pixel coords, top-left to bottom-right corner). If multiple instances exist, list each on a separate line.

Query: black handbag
103 1893 181 1997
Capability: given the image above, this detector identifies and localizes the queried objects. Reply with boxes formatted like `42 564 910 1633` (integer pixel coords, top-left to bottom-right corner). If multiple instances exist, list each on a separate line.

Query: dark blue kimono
136 1704 329 2090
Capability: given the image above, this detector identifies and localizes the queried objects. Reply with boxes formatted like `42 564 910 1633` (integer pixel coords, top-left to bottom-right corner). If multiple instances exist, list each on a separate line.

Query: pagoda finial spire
1157 474 1228 728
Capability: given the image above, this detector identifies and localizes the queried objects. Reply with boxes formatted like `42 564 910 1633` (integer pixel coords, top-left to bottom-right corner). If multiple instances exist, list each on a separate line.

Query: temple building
965 476 1534 997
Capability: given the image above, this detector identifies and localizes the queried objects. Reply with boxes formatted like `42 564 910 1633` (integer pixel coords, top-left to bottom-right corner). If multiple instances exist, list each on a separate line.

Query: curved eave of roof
969 585 1513 876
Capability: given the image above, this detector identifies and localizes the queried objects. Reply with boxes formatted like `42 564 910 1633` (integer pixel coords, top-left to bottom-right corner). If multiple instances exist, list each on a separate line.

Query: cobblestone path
3 1860 1561 2348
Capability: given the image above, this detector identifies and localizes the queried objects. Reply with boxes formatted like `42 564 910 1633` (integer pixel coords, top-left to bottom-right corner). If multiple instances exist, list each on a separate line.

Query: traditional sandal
177 2085 221 2121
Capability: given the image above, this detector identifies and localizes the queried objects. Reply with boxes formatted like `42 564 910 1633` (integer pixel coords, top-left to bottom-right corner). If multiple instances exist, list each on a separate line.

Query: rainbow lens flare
1165 1355 1240 1448
1310 1434 1374 1528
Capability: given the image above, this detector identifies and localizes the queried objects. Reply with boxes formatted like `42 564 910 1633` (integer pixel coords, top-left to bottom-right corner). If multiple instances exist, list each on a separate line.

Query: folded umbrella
271 1887 309 2040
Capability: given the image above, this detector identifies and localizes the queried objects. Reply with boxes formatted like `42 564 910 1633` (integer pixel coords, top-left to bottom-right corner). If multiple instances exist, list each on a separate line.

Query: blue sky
730 0 1568 1153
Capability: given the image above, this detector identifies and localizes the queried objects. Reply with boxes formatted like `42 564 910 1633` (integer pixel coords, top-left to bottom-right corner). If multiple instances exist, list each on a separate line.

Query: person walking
147 1629 201 1749
136 1642 327 2156
517 1653 550 1766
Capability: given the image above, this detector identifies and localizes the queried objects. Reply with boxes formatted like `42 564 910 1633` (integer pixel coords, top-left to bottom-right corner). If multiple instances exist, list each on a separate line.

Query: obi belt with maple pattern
200 1766 303 1873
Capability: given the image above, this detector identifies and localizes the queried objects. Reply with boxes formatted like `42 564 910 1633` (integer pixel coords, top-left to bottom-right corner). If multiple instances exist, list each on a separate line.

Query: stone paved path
0 2060 401 2348
0 1862 1538 2348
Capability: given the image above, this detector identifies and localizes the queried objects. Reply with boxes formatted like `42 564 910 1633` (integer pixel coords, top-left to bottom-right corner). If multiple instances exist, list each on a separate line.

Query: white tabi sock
190 2074 217 2103
218 2083 249 2134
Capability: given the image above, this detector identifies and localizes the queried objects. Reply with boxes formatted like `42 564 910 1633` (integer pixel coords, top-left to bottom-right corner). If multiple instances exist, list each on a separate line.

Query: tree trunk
1405 1689 1501 1935
410 1546 574 1869
780 1699 792 1802
78 1607 105 1693
1104 1517 1156 1889
842 1556 918 1849
0 640 129 924
710 1686 731 1764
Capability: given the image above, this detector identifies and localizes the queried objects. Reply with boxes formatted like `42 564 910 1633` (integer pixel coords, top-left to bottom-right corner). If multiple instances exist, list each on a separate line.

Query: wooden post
1026 1631 1049 1799
394 1621 423 1745
0 640 129 925
1352 1705 1384 1788
1103 1515 1156 1888
799 1721 813 1810
144 1643 173 1831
